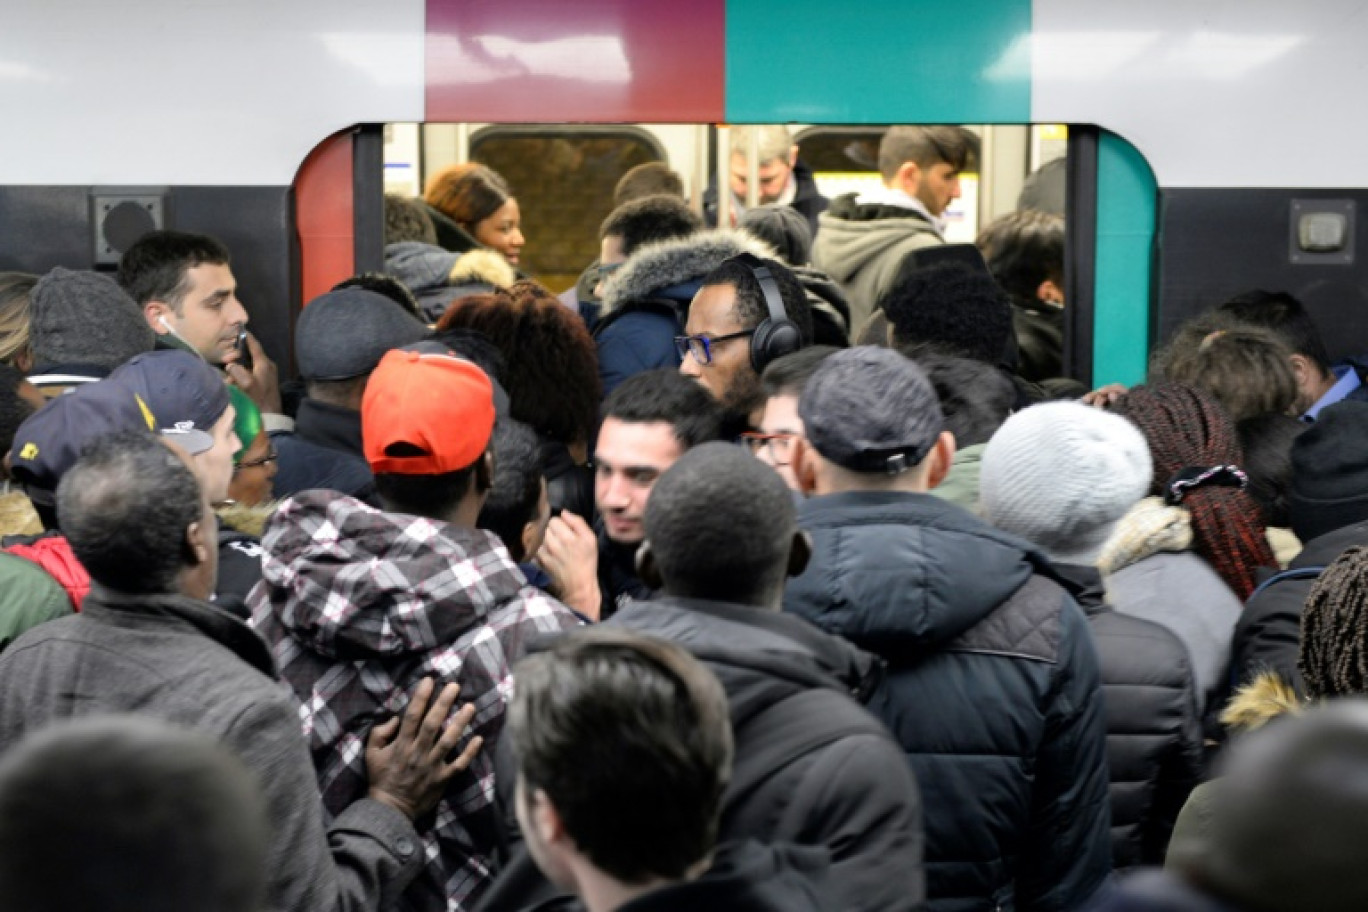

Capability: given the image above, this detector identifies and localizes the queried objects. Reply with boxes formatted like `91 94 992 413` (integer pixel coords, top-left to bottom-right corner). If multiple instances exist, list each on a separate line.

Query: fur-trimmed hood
216 500 280 539
448 248 516 288
600 229 775 315
1221 671 1304 734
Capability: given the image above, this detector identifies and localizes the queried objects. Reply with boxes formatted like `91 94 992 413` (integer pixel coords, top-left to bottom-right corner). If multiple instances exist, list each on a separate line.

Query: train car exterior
2 0 1364 384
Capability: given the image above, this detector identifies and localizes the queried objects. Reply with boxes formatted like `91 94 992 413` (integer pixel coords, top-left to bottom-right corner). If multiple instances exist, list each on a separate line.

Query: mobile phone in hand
236 330 254 372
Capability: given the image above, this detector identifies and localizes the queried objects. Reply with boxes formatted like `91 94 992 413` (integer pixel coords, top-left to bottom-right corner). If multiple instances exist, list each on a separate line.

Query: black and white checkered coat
248 490 579 911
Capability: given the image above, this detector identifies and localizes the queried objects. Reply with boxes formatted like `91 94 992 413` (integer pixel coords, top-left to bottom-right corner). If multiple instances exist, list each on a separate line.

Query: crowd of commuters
0 123 1367 912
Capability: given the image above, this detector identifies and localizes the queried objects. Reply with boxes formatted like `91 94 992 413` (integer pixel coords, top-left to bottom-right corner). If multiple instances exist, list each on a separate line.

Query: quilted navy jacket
784 491 1112 912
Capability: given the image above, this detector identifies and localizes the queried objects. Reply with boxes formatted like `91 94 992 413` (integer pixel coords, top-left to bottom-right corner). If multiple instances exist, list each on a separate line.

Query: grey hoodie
810 193 943 332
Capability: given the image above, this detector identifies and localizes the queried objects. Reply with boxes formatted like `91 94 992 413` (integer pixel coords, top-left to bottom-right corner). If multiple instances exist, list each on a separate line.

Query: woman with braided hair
1300 545 1368 699
1100 382 1277 718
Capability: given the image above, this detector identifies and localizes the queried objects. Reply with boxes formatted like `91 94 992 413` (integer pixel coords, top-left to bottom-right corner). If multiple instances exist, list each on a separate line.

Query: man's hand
225 331 282 415
536 511 602 620
365 678 482 821
1081 382 1128 409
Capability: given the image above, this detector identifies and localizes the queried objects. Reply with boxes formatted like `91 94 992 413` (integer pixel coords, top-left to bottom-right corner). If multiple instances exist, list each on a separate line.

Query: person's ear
530 787 567 846
787 144 799 169
13 346 33 374
144 301 171 334
635 540 663 590
183 520 210 567
1036 278 1064 306
894 160 922 196
1288 353 1319 393
474 449 495 495
923 430 958 490
519 520 541 563
787 529 812 578
791 437 821 496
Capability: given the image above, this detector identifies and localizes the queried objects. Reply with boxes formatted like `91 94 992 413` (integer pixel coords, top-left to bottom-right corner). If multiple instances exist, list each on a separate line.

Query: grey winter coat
0 585 425 912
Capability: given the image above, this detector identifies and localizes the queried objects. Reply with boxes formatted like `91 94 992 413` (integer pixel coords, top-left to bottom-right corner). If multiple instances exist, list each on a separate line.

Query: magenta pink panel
426 0 725 123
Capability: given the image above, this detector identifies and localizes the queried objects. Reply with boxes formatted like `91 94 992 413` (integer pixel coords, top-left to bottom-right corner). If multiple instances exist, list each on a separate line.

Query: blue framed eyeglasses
674 330 755 365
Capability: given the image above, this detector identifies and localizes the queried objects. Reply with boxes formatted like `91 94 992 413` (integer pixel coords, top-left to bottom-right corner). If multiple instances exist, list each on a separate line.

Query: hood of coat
813 193 941 286
600 230 775 315
448 247 516 288
252 489 531 660
216 500 279 540
606 596 883 729
792 265 852 332
1097 495 1194 577
0 489 42 537
787 491 1045 651
1221 672 1304 735
384 240 460 295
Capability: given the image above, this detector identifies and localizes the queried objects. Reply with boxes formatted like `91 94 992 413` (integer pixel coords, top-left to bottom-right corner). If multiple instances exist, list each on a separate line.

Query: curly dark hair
436 280 600 447
1301 545 1368 699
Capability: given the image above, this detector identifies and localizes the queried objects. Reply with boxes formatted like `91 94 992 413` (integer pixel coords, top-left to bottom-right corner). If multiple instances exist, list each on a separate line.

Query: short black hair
910 348 1015 447
1238 414 1307 529
644 442 795 603
0 365 36 467
57 431 202 595
881 261 1013 366
761 346 840 399
383 194 437 246
477 420 544 562
976 210 1065 305
1218 290 1332 375
698 256 813 345
602 370 724 450
613 163 685 208
374 461 486 520
332 272 423 321
0 715 269 912
511 628 732 883
599 195 702 257
117 231 231 313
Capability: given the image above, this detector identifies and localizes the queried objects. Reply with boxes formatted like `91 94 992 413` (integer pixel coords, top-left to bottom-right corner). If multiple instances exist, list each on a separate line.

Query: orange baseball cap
362 349 496 475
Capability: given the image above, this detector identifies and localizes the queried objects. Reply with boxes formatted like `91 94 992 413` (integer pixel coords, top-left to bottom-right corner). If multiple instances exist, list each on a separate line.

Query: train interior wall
0 187 299 373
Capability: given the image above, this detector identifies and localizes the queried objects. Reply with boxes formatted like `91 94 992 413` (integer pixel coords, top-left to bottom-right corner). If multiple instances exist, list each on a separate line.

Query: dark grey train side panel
0 186 299 373
1155 188 1368 361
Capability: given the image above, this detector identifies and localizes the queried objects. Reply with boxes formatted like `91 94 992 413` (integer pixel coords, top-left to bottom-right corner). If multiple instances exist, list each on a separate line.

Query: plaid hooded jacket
248 490 580 912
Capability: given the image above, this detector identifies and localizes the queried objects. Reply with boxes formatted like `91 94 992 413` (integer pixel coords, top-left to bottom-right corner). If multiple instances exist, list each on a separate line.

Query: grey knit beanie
29 267 155 371
980 401 1152 564
295 288 428 381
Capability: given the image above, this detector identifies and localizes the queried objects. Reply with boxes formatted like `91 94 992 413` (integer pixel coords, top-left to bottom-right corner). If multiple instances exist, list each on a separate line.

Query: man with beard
678 254 813 436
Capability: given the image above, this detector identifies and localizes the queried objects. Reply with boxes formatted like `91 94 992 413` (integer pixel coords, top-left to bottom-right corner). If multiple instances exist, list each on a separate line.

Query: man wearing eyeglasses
742 346 839 492
678 256 814 436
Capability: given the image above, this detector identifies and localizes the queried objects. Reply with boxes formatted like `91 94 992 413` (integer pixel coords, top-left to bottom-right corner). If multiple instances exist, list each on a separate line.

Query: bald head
643 441 799 606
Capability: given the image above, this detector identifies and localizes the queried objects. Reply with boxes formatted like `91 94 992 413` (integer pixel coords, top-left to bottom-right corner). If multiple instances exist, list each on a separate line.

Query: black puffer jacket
1231 519 1368 697
479 597 925 912
785 492 1111 912
1056 563 1205 868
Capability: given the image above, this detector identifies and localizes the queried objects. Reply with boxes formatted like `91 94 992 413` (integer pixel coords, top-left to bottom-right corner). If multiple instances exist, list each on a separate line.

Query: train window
382 123 1064 291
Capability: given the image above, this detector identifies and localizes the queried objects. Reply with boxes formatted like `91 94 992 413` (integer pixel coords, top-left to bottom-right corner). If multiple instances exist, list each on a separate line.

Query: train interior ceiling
382 123 1068 294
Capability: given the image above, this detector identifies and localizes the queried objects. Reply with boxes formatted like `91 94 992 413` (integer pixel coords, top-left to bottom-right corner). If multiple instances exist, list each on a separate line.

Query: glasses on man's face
740 432 800 467
674 330 755 366
596 262 623 281
235 449 278 472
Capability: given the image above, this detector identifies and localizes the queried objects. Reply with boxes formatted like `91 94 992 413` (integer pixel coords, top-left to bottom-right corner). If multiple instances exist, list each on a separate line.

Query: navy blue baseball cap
105 350 229 455
9 381 157 506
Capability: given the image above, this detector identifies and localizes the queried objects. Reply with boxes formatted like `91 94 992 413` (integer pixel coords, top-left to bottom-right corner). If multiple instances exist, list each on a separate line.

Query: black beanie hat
1289 400 1368 543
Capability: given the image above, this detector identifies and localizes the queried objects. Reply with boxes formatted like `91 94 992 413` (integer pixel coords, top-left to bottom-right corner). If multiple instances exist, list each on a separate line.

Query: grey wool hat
29 267 155 371
980 401 1153 565
798 345 943 475
294 288 427 381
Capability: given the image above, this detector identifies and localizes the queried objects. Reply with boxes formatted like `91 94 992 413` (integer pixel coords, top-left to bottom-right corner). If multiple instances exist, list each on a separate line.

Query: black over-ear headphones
729 252 802 372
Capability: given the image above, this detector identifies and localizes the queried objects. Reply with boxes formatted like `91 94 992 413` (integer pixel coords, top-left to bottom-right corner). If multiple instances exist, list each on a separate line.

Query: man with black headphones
678 253 814 434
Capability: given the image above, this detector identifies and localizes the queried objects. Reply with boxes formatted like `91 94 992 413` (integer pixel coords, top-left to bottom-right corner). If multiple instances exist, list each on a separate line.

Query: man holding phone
119 230 281 416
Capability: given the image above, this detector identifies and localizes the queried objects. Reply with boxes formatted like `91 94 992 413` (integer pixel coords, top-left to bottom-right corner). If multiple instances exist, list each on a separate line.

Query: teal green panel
1092 131 1157 388
726 0 1031 123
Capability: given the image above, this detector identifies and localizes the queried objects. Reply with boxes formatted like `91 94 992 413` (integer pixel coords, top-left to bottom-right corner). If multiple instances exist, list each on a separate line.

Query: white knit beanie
981 401 1153 565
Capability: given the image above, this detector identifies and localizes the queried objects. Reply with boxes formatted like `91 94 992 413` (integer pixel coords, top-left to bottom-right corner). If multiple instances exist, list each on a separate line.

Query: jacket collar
82 583 277 678
295 398 364 456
